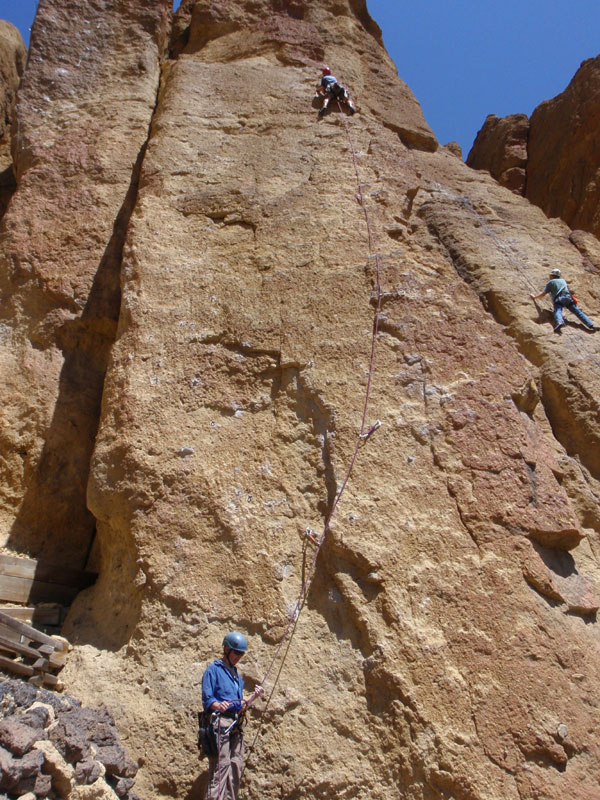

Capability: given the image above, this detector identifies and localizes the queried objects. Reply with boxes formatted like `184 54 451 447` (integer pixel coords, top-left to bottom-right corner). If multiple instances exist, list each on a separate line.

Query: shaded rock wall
0 21 26 218
467 56 600 240
1 3 600 800
527 56 600 236
0 0 171 567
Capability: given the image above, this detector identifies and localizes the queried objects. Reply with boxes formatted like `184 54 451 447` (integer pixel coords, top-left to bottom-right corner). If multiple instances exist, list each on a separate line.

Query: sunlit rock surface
1 3 600 799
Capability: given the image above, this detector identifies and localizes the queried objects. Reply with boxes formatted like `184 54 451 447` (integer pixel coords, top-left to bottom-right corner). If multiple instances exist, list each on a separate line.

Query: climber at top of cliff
201 632 263 800
315 65 356 118
530 268 600 333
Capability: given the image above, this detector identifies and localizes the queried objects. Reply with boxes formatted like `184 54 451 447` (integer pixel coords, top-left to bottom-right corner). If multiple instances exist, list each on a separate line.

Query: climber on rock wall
315 65 356 117
530 268 600 333
201 632 263 800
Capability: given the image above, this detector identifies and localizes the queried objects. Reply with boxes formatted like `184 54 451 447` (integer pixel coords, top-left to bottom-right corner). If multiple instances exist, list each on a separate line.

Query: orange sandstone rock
466 113 528 195
468 56 600 240
0 2 599 800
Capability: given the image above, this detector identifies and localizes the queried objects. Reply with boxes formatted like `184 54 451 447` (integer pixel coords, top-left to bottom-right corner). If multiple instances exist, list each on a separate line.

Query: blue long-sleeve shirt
202 659 244 711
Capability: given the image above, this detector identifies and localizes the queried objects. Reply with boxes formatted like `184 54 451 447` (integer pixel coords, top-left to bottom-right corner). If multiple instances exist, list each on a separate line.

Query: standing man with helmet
315 65 356 117
201 632 263 800
530 268 599 333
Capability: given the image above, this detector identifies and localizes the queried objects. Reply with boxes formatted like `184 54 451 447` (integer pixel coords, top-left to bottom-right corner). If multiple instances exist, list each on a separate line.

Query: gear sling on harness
197 710 219 758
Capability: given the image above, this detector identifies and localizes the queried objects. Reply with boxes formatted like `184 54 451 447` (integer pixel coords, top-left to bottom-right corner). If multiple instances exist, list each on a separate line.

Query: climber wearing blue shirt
202 656 244 714
201 632 263 800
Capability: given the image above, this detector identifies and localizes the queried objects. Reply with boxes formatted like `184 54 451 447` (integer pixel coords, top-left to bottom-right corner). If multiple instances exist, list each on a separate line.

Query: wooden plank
28 672 62 689
32 606 64 626
0 654 34 677
0 555 97 589
0 606 64 626
0 634 41 660
0 621 24 644
0 606 34 622
0 555 37 579
42 672 61 689
0 611 68 651
38 644 67 670
0 574 78 605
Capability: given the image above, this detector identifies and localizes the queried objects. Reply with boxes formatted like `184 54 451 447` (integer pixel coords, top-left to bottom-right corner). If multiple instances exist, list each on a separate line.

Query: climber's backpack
197 710 219 758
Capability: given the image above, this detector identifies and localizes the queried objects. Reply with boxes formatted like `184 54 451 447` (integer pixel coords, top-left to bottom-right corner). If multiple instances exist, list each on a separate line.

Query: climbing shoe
554 323 565 333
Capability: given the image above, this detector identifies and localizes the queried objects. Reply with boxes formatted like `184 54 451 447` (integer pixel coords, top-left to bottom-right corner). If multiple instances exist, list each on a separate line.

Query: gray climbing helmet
550 269 561 277
223 631 248 652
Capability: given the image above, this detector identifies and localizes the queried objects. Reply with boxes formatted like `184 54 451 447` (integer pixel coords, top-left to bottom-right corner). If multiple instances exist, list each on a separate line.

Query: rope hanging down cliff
244 98 385 765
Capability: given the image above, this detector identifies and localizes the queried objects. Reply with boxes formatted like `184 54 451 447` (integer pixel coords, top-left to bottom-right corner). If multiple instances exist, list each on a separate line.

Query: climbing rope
243 100 385 769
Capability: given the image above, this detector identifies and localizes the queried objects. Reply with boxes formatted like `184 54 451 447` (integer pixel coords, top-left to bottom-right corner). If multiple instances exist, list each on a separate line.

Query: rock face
467 56 600 239
466 113 529 194
0 0 171 567
2 2 600 800
527 56 600 236
0 21 26 218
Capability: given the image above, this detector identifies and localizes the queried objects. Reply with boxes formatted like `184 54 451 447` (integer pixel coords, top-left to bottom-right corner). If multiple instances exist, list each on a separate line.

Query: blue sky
1 0 599 157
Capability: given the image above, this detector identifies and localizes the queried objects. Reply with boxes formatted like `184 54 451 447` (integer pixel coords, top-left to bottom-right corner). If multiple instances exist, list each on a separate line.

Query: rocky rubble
0 679 139 800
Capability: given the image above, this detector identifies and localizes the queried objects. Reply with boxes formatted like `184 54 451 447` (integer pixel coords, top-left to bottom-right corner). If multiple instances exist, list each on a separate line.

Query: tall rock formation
0 21 26 217
467 56 600 240
466 113 528 195
2 2 600 800
0 0 171 566
527 56 600 237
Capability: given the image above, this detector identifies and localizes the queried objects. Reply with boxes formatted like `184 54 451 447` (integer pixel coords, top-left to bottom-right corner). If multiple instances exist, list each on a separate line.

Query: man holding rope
201 632 263 800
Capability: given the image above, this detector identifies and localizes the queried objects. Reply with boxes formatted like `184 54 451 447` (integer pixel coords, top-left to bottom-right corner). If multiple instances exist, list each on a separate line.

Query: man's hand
245 685 264 708
212 701 232 713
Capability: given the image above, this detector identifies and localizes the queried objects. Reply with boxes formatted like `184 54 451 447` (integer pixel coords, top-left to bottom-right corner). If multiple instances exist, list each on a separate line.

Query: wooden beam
0 555 97 589
0 654 34 677
0 611 68 651
0 606 34 621
0 634 41 660
28 672 62 689
0 574 78 605
0 606 63 626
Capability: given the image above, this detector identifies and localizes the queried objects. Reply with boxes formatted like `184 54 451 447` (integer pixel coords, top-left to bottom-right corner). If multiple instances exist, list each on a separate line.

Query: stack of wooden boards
0 609 69 689
0 552 97 689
